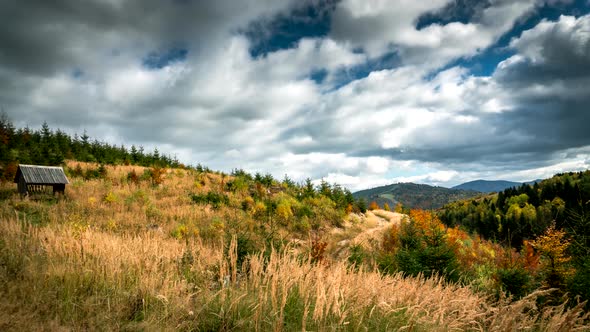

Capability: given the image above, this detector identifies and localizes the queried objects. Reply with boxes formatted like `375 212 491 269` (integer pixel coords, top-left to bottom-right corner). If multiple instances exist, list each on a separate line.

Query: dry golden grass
0 162 588 331
1 215 588 331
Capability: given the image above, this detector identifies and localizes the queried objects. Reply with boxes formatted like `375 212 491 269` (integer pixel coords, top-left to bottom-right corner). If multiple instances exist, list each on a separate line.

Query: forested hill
440 170 590 302
353 182 480 210
440 171 590 246
452 179 544 193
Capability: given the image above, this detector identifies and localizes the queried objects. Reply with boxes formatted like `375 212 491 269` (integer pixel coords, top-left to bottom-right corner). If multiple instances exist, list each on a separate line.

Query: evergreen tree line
227 168 360 214
0 113 181 181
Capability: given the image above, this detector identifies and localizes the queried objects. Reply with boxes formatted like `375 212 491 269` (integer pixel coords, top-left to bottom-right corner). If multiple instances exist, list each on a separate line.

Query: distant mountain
452 180 522 193
524 179 544 185
353 183 480 210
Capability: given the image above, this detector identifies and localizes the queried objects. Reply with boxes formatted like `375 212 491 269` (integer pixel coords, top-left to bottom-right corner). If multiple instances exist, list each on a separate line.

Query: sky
1 0 590 191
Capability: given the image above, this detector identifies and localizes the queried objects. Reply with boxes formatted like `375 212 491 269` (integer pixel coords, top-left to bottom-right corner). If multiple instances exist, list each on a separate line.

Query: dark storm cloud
416 0 497 28
0 0 295 75
496 16 590 85
485 14 590 166
0 1 118 75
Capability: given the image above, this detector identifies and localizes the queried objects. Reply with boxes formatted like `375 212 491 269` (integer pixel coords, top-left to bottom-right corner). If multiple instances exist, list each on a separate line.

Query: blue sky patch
71 68 84 79
310 68 328 84
330 51 401 89
246 1 337 58
142 48 188 69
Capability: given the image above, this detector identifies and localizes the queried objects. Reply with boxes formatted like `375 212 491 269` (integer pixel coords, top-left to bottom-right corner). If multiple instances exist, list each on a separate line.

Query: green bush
383 220 460 282
568 259 590 309
496 267 532 299
348 244 365 269
191 191 230 209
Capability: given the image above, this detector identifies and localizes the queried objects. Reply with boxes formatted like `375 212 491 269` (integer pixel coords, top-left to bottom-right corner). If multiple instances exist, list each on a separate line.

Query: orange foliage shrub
382 223 400 252
1 161 17 182
311 239 327 263
345 203 353 214
127 169 139 184
150 167 165 186
409 209 445 239
368 201 379 210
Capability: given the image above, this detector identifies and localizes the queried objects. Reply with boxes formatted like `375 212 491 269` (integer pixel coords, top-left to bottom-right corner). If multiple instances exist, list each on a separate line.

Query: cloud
497 14 590 84
330 0 537 67
1 1 589 191
0 0 297 75
273 13 590 186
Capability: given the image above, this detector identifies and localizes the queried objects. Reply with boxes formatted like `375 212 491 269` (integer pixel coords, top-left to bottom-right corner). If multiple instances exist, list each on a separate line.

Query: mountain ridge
452 179 544 193
353 182 480 210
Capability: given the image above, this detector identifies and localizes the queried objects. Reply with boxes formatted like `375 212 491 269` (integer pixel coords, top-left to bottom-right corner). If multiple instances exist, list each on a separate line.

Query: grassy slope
0 162 588 331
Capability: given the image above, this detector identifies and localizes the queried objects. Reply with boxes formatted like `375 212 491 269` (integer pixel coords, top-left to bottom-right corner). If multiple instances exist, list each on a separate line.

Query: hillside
353 182 480 210
1 162 588 330
452 179 523 193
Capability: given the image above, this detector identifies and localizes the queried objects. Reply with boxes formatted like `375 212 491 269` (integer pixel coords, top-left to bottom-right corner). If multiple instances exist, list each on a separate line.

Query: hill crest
452 179 522 193
353 182 480 210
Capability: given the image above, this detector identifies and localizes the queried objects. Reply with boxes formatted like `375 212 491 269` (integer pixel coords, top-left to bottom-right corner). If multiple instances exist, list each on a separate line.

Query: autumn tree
150 167 166 186
531 224 572 290
383 203 391 211
369 201 379 210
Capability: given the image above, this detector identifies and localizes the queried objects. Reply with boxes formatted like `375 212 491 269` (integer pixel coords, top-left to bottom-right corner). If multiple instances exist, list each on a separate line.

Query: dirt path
329 209 406 260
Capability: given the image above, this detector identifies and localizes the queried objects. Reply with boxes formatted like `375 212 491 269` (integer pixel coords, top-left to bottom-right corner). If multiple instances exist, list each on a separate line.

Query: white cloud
331 0 536 67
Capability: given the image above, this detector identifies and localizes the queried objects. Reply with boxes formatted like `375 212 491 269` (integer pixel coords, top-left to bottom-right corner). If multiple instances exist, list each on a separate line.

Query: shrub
310 239 327 264
127 170 139 184
103 191 119 204
140 169 153 182
496 267 532 299
84 167 101 180
357 198 367 213
70 164 84 178
241 196 255 213
1 161 18 182
369 201 379 210
150 167 165 186
191 191 230 209
381 211 461 282
226 233 257 269
348 244 365 269
97 164 108 178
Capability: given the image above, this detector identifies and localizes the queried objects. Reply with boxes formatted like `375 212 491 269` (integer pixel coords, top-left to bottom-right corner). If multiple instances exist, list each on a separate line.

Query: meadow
0 162 588 331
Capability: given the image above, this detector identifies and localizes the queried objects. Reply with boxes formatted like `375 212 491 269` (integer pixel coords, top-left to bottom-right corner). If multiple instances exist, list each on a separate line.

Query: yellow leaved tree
531 224 572 290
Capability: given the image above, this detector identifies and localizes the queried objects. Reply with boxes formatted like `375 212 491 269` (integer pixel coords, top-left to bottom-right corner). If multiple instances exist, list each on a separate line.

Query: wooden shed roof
14 164 70 185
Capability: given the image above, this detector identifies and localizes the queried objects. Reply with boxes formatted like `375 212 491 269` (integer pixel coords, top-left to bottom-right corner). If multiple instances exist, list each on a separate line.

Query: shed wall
17 176 26 195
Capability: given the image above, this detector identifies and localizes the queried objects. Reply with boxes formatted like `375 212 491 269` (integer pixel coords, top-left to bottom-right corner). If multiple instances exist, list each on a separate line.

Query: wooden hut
14 164 70 196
